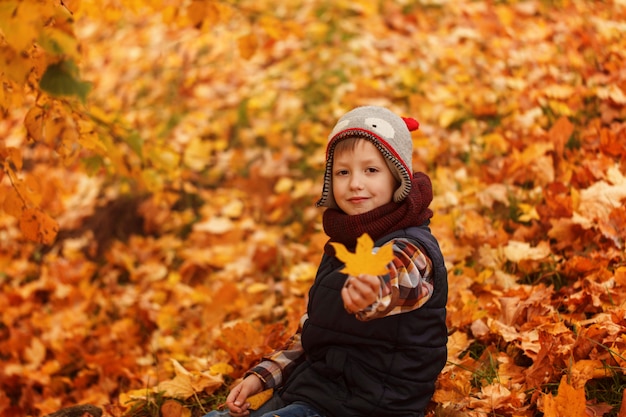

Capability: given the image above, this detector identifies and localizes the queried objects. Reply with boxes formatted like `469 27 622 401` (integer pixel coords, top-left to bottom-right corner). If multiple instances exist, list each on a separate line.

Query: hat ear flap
402 117 420 131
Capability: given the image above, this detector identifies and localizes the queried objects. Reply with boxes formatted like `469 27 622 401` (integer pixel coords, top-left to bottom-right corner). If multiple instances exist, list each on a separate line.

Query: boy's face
332 140 398 215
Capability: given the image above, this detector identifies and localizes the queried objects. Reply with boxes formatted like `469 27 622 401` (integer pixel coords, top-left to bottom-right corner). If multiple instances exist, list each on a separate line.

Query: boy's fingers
355 274 380 291
350 278 372 297
343 276 378 310
227 392 249 414
341 287 356 313
343 288 368 313
234 393 250 408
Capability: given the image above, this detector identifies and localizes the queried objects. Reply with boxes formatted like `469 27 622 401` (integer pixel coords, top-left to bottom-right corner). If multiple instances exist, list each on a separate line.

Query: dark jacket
279 225 448 417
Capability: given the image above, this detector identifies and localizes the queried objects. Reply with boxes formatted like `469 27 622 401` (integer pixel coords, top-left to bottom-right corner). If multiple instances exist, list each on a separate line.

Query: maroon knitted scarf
322 172 434 255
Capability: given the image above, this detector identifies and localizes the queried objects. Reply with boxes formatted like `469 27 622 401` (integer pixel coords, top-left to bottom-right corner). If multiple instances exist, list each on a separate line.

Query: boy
207 106 448 417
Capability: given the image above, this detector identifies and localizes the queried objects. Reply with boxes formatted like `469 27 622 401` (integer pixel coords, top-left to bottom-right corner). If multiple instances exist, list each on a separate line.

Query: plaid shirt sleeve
354 238 434 321
246 314 308 389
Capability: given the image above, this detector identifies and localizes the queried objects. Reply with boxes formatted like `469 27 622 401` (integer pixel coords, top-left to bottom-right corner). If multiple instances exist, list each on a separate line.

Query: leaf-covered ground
1 1 626 417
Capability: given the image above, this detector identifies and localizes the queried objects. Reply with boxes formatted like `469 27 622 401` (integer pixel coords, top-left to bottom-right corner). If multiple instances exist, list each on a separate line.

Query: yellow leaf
77 119 108 152
156 359 223 399
209 362 234 375
274 177 293 193
183 137 212 171
148 145 180 171
39 26 80 60
259 16 284 39
330 233 394 276
119 388 152 406
247 388 273 410
0 44 32 84
438 108 463 128
0 2 36 52
547 100 573 116
247 282 269 294
222 199 244 218
481 133 509 155
0 73 25 109
517 203 540 222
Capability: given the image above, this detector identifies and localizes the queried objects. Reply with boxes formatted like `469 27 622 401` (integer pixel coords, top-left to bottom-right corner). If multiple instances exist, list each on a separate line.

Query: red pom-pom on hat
402 117 420 131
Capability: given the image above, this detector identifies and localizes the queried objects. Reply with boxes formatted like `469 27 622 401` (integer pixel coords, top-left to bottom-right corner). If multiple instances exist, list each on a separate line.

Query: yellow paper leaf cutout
330 233 394 276
247 388 274 410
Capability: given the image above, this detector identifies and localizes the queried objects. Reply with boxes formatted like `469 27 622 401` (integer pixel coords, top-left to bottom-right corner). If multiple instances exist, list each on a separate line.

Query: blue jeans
203 394 324 417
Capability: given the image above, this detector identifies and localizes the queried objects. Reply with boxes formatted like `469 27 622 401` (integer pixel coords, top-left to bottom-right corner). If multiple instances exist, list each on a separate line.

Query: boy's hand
225 374 263 416
342 274 380 314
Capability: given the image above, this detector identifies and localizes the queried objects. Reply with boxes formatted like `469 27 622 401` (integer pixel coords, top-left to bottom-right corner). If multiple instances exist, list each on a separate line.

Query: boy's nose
349 175 364 190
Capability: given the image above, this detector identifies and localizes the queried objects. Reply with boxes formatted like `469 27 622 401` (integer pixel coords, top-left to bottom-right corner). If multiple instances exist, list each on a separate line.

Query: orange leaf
161 399 190 417
616 266 626 287
2 187 25 217
215 321 270 370
549 116 574 157
19 207 59 245
24 106 45 142
4 146 23 170
542 375 587 417
186 0 220 29
238 33 258 60
618 389 626 417
330 233 394 276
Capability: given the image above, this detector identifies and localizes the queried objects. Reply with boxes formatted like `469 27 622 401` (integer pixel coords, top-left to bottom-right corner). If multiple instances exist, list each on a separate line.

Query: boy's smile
332 140 398 215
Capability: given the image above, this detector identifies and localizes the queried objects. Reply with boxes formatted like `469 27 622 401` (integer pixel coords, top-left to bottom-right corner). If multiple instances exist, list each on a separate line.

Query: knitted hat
316 105 420 209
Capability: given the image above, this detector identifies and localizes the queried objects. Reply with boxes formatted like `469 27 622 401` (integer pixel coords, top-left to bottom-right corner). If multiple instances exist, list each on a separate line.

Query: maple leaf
330 233 394 276
3 1 626 416
542 375 587 417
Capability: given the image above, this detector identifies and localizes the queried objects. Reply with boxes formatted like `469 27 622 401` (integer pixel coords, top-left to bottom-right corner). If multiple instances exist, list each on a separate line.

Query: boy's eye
366 167 379 173
335 169 349 176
